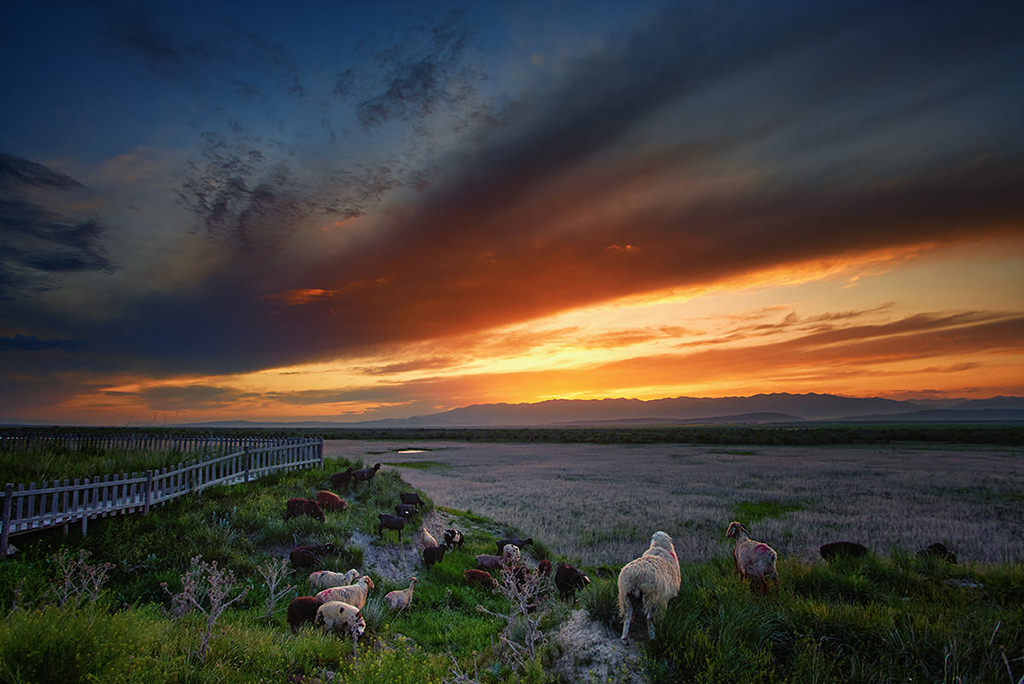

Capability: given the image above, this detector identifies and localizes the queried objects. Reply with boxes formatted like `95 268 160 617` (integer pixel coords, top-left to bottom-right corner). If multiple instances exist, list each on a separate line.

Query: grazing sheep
423 543 448 568
330 467 355 490
476 554 502 570
618 530 681 643
726 522 779 593
289 543 336 568
378 513 406 541
315 575 375 609
285 497 325 523
918 542 957 564
385 577 417 611
286 596 319 632
352 463 381 487
464 568 497 589
495 537 533 556
477 544 521 570
416 526 438 551
315 490 348 512
443 528 464 548
820 541 869 563
399 492 425 508
315 600 366 646
555 562 591 602
395 503 416 519
308 568 360 590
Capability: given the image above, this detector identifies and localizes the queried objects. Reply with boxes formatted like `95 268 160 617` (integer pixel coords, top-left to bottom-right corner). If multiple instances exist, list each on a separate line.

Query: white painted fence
0 436 323 557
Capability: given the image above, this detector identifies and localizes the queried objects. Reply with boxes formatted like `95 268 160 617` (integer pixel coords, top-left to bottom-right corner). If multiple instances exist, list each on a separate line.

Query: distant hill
6 393 1020 430
840 408 1024 423
339 393 951 428
549 411 806 427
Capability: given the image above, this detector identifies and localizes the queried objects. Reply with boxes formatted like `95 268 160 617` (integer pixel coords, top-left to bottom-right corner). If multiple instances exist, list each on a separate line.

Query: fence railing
0 436 323 557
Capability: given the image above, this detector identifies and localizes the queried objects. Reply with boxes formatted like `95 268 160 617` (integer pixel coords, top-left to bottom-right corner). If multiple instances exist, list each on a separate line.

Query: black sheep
423 543 448 567
285 497 325 523
399 492 425 508
289 543 336 568
496 537 533 556
554 562 591 602
819 541 869 563
353 463 381 488
329 467 355 490
918 542 957 564
395 503 416 519
286 596 319 632
377 513 406 541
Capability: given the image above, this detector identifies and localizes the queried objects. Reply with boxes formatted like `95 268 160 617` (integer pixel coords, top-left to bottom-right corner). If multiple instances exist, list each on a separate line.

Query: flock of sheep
276 461 786 648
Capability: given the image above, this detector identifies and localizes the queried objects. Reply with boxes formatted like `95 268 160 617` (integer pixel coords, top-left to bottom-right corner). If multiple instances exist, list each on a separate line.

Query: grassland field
0 433 1021 683
329 439 1024 567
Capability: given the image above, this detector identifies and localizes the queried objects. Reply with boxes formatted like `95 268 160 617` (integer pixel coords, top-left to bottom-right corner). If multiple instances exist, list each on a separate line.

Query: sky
1 0 1022 425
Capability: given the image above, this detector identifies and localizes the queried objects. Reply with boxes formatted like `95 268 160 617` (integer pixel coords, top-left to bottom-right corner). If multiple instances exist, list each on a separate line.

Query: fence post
318 439 324 469
81 478 90 537
244 448 251 483
144 470 153 514
1 483 13 559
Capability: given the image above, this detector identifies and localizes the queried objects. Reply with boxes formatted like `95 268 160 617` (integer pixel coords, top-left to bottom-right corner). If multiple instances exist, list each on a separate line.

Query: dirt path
348 510 455 584
552 609 650 684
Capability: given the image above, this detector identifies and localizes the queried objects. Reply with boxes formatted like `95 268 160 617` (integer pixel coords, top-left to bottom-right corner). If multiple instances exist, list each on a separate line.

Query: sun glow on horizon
41 235 1022 425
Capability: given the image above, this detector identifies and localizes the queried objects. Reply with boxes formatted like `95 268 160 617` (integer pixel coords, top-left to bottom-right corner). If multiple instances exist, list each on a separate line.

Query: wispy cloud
0 154 118 297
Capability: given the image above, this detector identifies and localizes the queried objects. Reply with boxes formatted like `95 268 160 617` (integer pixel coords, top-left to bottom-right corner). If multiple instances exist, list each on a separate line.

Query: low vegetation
0 436 1022 683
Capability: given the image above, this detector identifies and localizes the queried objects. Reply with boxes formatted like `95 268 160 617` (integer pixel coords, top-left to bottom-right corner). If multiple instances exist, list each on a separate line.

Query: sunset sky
2 0 1022 425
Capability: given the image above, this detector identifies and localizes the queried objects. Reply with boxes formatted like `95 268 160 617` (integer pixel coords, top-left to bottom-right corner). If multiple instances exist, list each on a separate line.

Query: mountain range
188 393 1024 428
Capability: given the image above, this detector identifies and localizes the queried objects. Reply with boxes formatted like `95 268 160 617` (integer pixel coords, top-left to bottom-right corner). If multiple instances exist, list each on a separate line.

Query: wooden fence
0 436 323 558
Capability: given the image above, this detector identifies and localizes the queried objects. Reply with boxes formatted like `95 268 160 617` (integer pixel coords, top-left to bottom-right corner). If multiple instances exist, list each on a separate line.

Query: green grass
618 556 1024 684
382 460 452 470
2 442 1023 684
0 445 202 484
731 499 804 524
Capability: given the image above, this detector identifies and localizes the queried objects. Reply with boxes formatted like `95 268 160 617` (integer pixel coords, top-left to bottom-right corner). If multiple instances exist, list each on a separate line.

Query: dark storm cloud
90 0 1024 378
0 155 117 297
6 1 1024 387
0 154 83 190
0 335 86 352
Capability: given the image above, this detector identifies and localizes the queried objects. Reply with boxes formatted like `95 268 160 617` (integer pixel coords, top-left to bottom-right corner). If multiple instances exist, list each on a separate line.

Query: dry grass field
324 439 1024 567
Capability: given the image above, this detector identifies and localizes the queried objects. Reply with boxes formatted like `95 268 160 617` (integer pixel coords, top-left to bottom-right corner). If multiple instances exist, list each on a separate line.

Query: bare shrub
52 549 114 606
443 652 484 684
161 555 249 659
256 557 294 619
475 554 553 672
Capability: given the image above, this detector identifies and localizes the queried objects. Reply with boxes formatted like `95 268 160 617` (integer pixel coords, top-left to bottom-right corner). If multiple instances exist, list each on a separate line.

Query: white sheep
725 521 778 593
502 543 521 564
617 530 681 642
384 577 418 611
416 526 438 551
308 568 360 590
315 600 366 654
315 575 375 609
